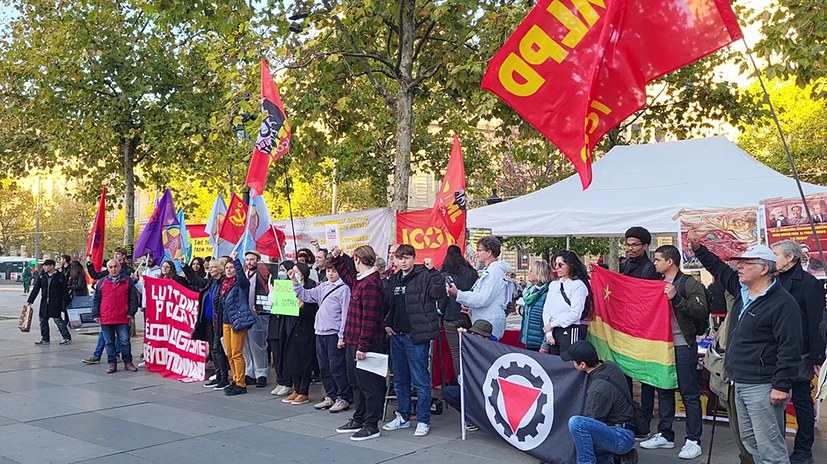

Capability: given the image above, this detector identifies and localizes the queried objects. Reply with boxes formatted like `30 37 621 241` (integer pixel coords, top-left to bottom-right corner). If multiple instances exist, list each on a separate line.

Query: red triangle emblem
496 377 542 434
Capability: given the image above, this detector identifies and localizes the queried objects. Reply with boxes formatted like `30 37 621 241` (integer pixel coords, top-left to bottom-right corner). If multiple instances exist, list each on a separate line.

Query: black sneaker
59 339 72 345
256 376 267 388
336 419 364 434
224 384 247 396
613 448 638 464
245 375 256 385
204 378 219 388
35 340 49 345
214 380 231 390
350 425 380 442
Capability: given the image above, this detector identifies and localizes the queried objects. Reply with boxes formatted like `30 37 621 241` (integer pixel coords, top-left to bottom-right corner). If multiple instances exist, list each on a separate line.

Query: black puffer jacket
695 245 802 392
777 262 826 365
385 265 447 344
439 264 478 321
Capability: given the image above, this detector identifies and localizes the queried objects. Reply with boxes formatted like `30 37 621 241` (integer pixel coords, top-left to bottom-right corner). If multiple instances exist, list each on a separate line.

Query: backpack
503 278 519 315
677 275 711 336
593 373 648 437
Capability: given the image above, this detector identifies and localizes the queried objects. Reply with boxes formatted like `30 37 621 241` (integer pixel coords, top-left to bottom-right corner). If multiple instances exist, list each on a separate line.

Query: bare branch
411 63 442 87
338 51 395 70
412 20 436 62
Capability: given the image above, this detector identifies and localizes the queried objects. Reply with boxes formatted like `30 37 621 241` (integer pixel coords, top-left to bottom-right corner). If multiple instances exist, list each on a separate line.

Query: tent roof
467 136 827 236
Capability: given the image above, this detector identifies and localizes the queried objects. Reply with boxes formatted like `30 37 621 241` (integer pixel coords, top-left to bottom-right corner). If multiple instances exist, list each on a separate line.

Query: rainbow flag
587 266 677 390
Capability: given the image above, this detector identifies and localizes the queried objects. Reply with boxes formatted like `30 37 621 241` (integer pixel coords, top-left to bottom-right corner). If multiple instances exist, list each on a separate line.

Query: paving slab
0 422 114 464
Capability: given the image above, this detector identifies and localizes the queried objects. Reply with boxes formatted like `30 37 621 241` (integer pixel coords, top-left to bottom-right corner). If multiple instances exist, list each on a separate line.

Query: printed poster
677 208 759 272
764 193 827 279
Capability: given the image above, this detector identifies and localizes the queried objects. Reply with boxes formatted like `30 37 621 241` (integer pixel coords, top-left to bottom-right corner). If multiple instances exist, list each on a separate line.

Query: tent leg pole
566 235 571 250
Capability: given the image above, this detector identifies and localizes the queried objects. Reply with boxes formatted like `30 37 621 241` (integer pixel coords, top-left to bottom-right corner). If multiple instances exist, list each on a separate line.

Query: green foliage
504 236 611 261
0 179 35 254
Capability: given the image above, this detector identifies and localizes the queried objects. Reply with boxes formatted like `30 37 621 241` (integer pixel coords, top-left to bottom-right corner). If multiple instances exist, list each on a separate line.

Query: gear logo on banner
482 353 554 451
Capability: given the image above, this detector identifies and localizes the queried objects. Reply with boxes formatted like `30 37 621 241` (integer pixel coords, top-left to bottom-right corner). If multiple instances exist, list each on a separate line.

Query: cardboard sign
269 279 299 316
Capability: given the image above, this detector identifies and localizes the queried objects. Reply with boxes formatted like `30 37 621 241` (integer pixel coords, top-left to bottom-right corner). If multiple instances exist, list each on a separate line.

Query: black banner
460 333 588 463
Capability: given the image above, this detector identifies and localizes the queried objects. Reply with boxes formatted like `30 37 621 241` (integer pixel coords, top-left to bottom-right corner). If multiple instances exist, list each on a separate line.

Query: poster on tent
676 208 759 272
271 208 393 261
763 193 827 279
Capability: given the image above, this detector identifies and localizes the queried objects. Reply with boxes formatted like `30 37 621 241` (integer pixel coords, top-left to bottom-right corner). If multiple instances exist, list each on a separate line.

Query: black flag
460 333 588 463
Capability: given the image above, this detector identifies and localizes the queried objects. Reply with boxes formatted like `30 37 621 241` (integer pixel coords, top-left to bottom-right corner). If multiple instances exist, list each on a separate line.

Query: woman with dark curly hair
541 250 592 356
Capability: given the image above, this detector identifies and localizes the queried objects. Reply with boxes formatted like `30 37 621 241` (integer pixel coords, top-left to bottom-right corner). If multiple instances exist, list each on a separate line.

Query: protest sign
269 279 299 316
143 277 208 382
764 193 827 279
676 208 759 272
324 223 341 249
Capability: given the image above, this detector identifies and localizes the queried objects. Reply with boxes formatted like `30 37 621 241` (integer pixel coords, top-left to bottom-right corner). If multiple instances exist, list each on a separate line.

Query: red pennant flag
85 185 106 273
256 226 286 258
481 0 743 189
431 134 467 241
245 59 292 193
218 193 248 245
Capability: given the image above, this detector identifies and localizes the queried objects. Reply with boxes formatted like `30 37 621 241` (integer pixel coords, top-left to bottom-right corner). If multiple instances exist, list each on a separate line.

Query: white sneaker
270 385 292 396
137 362 146 368
314 397 335 410
678 439 702 459
640 433 675 450
413 423 430 437
382 412 411 431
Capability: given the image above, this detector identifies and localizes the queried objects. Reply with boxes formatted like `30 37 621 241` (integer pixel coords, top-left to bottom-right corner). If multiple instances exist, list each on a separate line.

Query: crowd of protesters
21 227 827 464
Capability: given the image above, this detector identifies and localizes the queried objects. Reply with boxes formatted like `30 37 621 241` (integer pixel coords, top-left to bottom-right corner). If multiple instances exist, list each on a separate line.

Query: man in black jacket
771 240 826 464
382 245 446 437
26 259 72 345
565 341 637 464
689 232 802 463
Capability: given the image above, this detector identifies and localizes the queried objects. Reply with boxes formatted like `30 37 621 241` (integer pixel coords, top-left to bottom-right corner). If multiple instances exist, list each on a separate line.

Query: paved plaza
0 285 824 463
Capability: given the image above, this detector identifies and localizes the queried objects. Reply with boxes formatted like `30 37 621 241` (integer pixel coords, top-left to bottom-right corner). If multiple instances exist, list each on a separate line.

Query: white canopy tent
467 136 827 236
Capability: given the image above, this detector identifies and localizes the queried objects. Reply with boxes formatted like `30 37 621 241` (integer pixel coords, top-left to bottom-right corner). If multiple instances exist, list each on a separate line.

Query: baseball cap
561 340 599 364
730 244 776 263
42 259 57 266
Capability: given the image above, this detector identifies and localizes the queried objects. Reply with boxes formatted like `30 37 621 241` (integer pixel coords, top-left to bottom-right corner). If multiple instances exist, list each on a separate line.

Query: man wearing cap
26 259 72 345
242 250 269 388
565 340 637 464
689 232 802 464
441 320 497 432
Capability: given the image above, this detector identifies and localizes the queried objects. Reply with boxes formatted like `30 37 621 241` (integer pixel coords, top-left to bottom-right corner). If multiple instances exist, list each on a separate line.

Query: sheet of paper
356 352 388 377
325 224 341 249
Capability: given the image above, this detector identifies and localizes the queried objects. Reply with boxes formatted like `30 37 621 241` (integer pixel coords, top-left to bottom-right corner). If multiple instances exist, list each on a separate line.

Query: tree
0 180 35 255
0 0 237 246
737 78 827 185
39 195 95 257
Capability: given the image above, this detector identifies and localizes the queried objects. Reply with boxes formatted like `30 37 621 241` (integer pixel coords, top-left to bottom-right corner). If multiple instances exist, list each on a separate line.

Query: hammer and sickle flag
245 59 292 193
431 133 467 242
218 193 248 245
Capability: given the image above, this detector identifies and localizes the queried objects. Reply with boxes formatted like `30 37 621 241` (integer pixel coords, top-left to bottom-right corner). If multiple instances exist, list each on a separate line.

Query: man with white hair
771 240 825 464
688 232 802 464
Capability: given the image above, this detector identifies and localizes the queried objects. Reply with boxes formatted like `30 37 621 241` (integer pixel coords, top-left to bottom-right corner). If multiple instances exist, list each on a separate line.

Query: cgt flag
587 265 677 389
219 193 248 246
481 0 743 189
85 185 106 273
460 333 587 463
431 133 467 241
245 59 292 193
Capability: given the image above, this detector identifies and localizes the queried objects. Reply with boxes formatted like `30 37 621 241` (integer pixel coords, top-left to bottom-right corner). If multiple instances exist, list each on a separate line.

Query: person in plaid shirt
330 245 387 442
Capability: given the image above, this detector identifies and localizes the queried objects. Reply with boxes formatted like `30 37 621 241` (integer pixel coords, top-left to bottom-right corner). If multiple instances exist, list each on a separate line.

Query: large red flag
85 185 106 273
256 226 286 258
245 59 292 193
431 134 467 241
218 193 248 245
481 0 743 189
397 209 465 269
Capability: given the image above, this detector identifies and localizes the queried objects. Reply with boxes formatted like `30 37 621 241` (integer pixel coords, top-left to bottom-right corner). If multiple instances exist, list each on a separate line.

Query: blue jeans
390 333 432 424
655 343 703 442
316 334 351 401
733 382 789 464
93 331 120 359
101 324 132 365
568 416 635 464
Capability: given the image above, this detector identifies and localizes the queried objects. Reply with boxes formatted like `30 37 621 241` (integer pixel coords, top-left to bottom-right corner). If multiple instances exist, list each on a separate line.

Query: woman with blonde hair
519 260 552 351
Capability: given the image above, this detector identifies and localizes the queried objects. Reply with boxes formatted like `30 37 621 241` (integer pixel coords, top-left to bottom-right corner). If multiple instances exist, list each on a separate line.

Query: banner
245 59 292 192
269 279 299 316
677 208 759 272
480 0 742 189
460 333 587 463
187 224 212 258
272 207 394 261
764 193 827 279
432 134 467 241
397 208 465 269
143 277 208 382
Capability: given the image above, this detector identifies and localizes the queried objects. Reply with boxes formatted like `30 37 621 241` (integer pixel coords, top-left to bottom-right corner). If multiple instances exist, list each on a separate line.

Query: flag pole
743 38 827 266
282 156 299 254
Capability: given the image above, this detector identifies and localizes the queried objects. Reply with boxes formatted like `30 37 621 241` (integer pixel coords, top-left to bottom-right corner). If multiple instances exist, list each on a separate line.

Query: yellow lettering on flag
521 25 568 65
499 53 546 97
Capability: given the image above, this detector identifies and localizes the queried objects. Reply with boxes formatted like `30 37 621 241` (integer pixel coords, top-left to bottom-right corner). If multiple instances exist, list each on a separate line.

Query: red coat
92 277 139 325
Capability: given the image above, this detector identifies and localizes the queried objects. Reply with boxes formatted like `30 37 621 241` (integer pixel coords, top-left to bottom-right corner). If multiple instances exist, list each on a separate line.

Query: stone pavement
0 284 824 464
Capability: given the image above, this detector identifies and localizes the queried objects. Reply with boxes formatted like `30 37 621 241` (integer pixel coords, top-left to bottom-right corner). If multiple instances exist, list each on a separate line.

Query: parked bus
0 256 36 281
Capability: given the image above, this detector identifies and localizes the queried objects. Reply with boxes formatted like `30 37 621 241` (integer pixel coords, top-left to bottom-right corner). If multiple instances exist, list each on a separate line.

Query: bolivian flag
587 266 677 390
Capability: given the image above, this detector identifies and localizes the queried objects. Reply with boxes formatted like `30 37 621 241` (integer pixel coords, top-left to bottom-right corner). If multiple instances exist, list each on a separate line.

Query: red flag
431 134 467 241
85 185 106 273
481 0 743 189
256 226 286 258
397 209 465 269
218 193 248 244
245 59 292 193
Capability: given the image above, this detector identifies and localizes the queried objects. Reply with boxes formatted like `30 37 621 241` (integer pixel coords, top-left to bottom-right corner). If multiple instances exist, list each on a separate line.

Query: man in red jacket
92 259 140 374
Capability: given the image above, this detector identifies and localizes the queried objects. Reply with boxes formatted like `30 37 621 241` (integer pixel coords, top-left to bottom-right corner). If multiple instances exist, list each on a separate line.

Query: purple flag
134 189 178 262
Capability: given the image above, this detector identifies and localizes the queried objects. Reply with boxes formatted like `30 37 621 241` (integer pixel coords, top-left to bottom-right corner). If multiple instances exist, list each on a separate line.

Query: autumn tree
0 180 35 255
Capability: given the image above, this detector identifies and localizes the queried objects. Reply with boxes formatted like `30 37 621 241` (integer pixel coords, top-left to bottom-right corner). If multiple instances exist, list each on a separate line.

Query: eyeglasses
736 260 764 268
625 242 644 249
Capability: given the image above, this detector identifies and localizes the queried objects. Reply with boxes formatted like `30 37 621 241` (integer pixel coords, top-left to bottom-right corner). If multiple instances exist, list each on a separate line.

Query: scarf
523 283 548 307
221 276 236 296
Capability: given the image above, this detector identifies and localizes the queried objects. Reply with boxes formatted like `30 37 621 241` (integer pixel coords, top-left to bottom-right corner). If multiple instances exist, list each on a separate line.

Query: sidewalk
0 287 822 463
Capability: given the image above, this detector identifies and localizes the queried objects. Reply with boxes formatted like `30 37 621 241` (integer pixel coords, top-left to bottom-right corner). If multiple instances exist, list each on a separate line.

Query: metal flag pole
282 156 299 255
743 38 827 266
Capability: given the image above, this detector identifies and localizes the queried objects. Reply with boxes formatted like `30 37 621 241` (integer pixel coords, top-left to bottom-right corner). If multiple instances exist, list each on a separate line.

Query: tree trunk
122 136 136 247
391 0 415 213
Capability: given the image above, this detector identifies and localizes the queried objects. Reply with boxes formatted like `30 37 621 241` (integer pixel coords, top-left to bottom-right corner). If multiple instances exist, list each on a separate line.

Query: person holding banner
220 252 257 396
